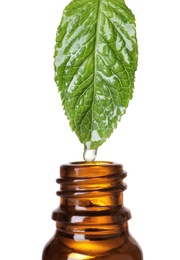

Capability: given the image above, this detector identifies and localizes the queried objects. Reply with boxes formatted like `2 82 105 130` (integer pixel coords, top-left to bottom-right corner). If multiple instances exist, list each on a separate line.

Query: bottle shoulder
42 231 143 260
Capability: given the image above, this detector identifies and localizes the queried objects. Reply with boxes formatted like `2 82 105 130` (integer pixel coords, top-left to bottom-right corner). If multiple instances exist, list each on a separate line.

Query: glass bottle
42 161 143 260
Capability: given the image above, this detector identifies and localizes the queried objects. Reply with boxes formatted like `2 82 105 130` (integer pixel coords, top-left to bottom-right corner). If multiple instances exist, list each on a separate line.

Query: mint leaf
54 0 138 150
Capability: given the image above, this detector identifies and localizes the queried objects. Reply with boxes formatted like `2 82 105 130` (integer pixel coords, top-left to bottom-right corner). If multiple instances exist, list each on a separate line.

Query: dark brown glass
42 162 143 260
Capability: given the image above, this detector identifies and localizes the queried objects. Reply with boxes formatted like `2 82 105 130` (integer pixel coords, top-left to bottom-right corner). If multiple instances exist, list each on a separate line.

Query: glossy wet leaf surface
54 0 138 149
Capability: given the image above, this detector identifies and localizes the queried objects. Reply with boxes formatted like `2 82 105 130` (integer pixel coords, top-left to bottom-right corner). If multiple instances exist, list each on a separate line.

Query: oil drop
83 149 97 162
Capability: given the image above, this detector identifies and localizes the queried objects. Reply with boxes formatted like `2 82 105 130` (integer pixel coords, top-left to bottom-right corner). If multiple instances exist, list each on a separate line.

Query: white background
0 0 180 259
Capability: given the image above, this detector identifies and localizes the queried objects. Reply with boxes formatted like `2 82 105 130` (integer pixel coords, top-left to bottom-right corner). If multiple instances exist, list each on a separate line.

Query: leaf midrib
90 0 103 140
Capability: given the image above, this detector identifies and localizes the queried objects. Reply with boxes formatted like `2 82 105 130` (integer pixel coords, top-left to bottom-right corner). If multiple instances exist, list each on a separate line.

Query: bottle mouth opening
60 161 124 179
69 161 116 166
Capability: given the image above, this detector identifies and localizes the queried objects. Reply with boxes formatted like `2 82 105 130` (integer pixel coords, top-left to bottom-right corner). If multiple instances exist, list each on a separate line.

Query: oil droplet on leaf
83 149 97 162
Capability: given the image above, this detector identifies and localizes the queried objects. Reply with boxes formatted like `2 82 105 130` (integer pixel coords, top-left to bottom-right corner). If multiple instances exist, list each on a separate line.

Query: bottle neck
52 162 131 237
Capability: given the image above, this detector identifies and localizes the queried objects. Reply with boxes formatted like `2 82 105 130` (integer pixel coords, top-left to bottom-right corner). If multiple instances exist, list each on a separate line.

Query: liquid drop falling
83 149 97 162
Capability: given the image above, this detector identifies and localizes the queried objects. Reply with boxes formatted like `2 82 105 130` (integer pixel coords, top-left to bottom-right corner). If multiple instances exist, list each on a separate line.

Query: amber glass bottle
42 162 143 260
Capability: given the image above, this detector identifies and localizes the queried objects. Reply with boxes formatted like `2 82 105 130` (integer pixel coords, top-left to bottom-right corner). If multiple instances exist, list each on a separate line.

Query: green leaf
54 0 138 150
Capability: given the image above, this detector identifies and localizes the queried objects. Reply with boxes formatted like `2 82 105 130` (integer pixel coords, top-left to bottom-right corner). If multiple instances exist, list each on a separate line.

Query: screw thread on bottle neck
52 162 131 236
